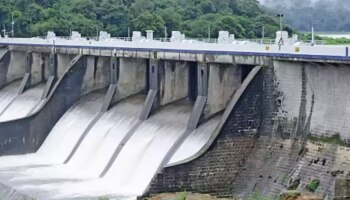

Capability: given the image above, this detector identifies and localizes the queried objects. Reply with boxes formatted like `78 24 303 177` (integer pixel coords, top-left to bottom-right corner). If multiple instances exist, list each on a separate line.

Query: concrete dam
0 32 349 199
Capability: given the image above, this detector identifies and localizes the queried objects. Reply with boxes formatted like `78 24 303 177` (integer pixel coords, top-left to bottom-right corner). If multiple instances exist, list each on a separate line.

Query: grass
322 37 350 45
308 134 349 147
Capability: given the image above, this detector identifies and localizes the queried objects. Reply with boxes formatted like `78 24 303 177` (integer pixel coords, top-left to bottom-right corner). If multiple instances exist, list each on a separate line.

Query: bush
307 179 320 192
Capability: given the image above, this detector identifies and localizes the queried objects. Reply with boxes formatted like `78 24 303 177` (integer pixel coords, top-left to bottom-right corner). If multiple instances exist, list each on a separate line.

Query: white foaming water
168 115 221 165
104 102 192 196
29 99 47 114
0 81 21 114
0 84 46 122
15 95 145 180
16 101 192 199
0 92 104 168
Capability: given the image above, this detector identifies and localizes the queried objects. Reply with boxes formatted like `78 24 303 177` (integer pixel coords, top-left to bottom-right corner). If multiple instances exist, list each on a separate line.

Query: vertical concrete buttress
41 53 58 100
49 53 58 78
187 62 209 130
17 52 33 94
139 58 160 120
0 49 10 88
110 56 119 85
197 62 209 96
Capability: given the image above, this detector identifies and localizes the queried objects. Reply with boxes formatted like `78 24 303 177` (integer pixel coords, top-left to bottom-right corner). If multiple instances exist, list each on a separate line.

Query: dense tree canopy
0 0 284 38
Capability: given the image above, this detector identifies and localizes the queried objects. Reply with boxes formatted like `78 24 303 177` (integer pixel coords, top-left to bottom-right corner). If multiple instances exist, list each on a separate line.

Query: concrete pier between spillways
0 44 350 199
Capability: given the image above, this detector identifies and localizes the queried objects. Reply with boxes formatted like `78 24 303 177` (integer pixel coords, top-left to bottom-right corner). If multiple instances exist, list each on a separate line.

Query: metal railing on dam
0 37 349 62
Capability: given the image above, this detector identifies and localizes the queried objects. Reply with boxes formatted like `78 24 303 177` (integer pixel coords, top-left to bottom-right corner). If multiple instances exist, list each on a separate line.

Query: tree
132 11 165 37
0 0 285 38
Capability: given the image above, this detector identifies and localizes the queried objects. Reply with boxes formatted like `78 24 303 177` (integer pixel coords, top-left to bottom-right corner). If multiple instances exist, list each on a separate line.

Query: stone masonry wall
229 61 350 199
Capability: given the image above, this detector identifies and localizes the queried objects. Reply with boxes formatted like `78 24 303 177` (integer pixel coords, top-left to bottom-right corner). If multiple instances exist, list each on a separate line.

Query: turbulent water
10 95 145 181
168 115 221 165
0 83 46 122
0 91 223 200
0 81 21 114
0 101 192 199
0 92 104 168
103 101 192 196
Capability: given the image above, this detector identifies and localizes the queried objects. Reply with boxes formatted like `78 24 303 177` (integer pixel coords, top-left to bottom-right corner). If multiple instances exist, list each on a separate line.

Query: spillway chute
167 115 222 166
0 91 105 169
0 83 46 122
11 94 146 181
0 80 22 114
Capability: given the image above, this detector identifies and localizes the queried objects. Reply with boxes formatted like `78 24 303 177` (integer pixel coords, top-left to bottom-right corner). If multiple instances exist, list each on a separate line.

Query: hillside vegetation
0 0 285 38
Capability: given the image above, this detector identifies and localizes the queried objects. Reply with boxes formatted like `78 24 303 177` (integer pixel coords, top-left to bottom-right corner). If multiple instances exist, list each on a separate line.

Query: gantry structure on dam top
0 30 349 64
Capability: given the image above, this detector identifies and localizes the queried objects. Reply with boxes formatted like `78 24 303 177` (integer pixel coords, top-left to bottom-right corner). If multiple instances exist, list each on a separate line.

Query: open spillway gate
0 46 265 199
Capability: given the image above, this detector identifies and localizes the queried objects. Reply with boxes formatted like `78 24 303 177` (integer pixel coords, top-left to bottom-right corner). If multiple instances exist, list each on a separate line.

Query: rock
288 178 301 190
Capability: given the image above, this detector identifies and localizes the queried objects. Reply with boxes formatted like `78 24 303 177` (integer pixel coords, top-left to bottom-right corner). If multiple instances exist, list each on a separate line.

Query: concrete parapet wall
204 64 241 118
160 60 189 105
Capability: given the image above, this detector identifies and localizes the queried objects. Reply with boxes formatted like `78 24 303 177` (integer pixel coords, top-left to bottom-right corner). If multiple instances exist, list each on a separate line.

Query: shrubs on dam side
308 134 349 147
306 179 320 192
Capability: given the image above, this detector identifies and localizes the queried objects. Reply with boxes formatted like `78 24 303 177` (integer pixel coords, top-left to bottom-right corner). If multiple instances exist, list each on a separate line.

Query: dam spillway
0 81 21 115
0 91 105 168
0 34 349 199
0 83 46 122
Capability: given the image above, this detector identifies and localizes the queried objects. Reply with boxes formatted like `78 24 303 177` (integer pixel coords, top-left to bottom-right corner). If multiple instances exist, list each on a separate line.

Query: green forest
0 0 287 38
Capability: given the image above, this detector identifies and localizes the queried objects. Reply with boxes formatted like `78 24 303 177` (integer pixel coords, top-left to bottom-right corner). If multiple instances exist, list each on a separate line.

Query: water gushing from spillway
0 81 21 114
102 101 192 196
0 101 193 199
0 91 104 168
168 115 221 165
0 83 46 122
8 95 145 180
0 94 223 200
